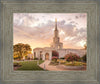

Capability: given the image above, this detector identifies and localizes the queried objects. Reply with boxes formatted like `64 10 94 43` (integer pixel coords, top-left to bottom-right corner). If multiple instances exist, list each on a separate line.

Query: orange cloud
13 13 87 50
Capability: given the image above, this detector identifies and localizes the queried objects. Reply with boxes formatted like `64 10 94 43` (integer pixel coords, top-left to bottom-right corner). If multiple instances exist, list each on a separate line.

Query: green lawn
14 60 44 71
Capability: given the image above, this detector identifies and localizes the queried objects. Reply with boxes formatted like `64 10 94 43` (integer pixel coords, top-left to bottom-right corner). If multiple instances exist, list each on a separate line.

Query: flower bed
65 61 86 66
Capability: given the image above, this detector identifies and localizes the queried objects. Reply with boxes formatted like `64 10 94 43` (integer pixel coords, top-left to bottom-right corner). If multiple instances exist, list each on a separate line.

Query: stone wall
58 49 86 58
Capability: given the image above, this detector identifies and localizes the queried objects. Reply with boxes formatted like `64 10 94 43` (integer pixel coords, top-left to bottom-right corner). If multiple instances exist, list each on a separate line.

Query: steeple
51 18 63 49
55 18 57 31
54 18 59 43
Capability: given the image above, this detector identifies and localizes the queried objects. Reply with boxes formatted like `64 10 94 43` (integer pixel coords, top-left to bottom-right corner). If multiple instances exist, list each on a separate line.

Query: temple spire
55 18 57 31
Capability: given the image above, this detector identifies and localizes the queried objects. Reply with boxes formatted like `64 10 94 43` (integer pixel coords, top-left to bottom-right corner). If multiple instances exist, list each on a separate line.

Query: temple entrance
45 53 49 60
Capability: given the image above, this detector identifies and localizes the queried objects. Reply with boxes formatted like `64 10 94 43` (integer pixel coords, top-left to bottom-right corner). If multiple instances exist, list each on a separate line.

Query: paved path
56 65 86 71
39 60 67 71
39 60 86 71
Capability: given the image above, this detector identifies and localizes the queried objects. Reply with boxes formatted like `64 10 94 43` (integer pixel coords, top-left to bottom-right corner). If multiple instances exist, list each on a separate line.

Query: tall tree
13 43 32 60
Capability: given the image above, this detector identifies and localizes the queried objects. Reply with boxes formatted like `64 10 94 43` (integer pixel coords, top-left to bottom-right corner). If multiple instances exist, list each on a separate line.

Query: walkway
39 60 86 71
39 60 66 71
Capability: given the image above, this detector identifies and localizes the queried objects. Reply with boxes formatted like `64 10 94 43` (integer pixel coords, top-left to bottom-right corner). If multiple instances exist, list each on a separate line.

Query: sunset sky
13 13 87 50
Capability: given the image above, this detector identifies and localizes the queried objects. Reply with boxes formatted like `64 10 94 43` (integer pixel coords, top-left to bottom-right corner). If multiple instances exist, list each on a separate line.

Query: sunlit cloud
13 13 87 49
78 40 86 48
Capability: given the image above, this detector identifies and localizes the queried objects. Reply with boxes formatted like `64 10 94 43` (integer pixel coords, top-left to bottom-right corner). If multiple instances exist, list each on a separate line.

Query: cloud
13 13 87 49
75 13 87 19
13 13 39 27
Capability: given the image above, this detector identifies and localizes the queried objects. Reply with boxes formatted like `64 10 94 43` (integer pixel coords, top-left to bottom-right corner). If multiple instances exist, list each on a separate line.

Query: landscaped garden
50 60 86 66
13 60 44 70
50 52 87 67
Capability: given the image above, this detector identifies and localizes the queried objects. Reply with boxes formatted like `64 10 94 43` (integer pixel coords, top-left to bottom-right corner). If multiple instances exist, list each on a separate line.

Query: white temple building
33 19 86 60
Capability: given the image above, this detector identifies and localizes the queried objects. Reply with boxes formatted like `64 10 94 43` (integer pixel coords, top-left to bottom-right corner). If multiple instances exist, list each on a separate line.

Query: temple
33 19 86 60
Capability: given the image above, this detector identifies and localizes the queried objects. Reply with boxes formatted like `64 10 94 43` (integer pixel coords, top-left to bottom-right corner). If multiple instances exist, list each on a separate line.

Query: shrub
14 56 19 60
60 57 65 59
52 56 58 62
40 58 42 60
49 61 59 66
13 62 21 67
52 51 59 57
82 54 86 62
82 62 87 66
34 57 38 60
65 61 83 66
65 53 80 62
57 59 66 64
27 57 30 60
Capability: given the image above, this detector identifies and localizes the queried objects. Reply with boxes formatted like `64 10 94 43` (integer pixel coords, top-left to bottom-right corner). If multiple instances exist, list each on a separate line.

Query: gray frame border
0 0 100 84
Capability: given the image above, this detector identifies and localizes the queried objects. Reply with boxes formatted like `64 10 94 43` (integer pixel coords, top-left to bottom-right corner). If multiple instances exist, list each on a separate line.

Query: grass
14 60 44 71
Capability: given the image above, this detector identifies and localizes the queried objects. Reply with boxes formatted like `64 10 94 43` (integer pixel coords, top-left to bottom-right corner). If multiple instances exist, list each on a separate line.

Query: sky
13 13 87 50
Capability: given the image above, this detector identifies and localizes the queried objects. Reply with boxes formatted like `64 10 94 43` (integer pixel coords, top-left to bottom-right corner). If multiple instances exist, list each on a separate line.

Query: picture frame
0 0 100 84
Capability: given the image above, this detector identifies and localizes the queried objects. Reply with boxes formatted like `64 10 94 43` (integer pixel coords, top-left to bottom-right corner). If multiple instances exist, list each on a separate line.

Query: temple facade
33 19 86 60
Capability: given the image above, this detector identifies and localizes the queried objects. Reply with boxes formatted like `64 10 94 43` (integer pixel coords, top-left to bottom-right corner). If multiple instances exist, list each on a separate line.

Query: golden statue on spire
55 18 57 31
